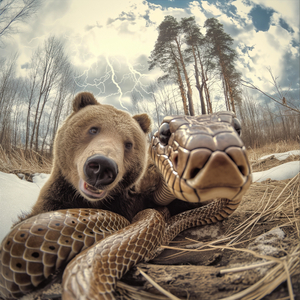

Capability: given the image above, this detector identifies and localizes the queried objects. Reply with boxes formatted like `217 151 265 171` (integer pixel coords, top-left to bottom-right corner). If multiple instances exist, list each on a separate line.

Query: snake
0 111 252 300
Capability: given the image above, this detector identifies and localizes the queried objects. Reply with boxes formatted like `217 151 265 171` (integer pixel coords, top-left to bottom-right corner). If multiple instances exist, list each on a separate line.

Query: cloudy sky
1 0 299 111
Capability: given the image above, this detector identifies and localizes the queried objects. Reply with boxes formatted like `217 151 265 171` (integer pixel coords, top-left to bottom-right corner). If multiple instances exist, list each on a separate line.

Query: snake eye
233 118 242 136
158 122 171 145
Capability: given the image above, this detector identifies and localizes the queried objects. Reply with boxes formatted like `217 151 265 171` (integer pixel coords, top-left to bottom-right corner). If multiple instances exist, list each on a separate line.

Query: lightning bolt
63 32 156 111
124 57 150 100
25 32 164 114
105 55 126 110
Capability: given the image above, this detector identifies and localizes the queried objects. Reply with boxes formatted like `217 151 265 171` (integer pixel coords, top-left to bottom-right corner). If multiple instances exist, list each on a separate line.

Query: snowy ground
0 151 299 242
0 172 50 241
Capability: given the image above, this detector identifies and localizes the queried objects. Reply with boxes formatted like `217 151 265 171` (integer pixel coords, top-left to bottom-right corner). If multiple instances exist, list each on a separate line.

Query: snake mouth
79 179 107 200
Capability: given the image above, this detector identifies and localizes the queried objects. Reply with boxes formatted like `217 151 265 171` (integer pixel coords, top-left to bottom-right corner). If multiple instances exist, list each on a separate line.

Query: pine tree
181 16 214 114
149 16 194 115
204 18 241 112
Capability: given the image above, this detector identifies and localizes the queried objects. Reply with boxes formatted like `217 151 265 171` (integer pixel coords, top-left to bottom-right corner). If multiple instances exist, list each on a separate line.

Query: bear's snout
84 155 119 187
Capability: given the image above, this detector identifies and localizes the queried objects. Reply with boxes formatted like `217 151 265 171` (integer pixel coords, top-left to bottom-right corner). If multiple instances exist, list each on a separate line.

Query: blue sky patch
146 0 189 9
249 5 274 32
279 18 294 33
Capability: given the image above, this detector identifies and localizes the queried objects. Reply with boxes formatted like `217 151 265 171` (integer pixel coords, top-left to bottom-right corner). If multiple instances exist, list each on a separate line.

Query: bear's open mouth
79 179 107 200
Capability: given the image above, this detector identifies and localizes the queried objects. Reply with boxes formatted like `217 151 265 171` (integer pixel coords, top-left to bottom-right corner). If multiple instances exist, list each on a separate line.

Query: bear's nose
84 155 118 186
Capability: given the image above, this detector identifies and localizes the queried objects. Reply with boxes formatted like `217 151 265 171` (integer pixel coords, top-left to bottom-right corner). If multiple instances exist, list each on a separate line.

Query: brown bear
21 92 160 222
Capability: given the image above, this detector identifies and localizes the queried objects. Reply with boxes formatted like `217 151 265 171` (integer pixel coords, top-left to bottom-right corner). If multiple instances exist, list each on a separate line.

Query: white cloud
231 0 252 21
201 0 223 16
189 1 208 26
188 0 298 97
1 0 298 109
251 0 299 31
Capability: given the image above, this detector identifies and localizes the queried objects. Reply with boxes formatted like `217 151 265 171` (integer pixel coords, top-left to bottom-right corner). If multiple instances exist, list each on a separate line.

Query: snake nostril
171 153 178 170
190 167 201 178
238 165 246 176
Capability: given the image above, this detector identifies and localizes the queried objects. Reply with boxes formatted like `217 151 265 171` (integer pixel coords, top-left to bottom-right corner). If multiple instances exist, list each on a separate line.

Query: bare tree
241 69 300 114
48 64 76 154
147 83 161 128
237 87 300 148
130 91 142 114
0 0 40 46
29 36 70 152
24 54 40 151
0 53 20 149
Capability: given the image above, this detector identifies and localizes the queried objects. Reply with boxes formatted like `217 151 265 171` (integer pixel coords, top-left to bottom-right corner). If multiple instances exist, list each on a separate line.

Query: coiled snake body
0 112 252 300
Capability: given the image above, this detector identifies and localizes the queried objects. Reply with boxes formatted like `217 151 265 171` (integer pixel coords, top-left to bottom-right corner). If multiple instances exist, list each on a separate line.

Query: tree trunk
217 45 236 112
35 86 51 152
152 91 160 128
175 39 194 116
191 45 206 115
172 49 189 115
194 64 206 115
196 46 212 113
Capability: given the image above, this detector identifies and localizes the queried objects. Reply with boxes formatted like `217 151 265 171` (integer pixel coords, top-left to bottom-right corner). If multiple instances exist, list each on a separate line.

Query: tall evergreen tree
149 16 194 115
181 16 214 114
204 18 241 112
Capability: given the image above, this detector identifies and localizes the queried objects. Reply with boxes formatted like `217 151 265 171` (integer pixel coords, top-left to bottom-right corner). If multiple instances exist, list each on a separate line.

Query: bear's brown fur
22 92 161 222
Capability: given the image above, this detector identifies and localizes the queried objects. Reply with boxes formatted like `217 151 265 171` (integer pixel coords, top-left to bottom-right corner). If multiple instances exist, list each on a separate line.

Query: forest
0 9 299 162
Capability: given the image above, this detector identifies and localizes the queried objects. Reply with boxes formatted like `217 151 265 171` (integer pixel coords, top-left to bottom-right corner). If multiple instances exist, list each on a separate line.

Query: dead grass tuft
142 174 300 300
247 140 300 162
0 146 52 179
115 146 300 300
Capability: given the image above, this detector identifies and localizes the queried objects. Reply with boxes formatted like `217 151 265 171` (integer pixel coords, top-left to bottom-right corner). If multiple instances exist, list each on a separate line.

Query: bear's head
54 92 151 202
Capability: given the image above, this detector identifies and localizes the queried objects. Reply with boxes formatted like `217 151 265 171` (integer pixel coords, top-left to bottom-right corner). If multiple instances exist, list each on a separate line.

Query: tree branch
0 0 40 45
241 79 300 114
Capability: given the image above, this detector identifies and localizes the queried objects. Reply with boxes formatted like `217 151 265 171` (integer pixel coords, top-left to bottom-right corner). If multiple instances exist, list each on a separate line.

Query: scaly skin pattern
62 209 166 300
0 111 252 300
0 209 130 299
151 111 251 205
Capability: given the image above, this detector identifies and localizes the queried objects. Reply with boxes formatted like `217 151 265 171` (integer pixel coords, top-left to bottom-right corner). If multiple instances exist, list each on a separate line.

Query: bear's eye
125 142 133 150
89 127 99 135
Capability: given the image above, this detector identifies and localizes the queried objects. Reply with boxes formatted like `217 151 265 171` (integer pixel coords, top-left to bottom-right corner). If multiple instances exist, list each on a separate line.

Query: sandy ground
14 155 300 300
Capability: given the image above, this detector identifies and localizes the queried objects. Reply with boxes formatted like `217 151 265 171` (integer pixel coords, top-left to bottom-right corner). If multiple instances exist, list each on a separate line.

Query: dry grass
165 175 300 300
115 144 300 300
1 140 298 177
247 140 300 163
0 146 52 178
1 139 299 299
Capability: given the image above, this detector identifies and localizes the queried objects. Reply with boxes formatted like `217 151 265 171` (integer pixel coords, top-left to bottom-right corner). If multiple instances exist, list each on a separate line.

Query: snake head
151 111 252 204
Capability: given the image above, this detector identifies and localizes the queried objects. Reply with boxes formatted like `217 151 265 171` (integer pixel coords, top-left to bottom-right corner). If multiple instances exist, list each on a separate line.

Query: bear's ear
73 92 98 112
133 114 152 134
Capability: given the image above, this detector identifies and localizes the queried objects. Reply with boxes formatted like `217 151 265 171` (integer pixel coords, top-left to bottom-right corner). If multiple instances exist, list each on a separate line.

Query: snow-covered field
0 151 299 242
0 172 50 242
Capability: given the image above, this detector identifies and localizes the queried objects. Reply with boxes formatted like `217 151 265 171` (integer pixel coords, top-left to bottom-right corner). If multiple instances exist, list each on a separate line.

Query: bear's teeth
85 182 102 194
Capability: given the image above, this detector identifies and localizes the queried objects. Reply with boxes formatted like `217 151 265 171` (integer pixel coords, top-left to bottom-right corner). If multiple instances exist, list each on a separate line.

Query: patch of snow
252 161 300 182
250 244 280 256
32 173 50 186
186 224 224 239
259 150 300 161
0 171 49 242
0 151 298 244
17 173 26 180
185 242 205 249
248 228 285 256
255 227 285 242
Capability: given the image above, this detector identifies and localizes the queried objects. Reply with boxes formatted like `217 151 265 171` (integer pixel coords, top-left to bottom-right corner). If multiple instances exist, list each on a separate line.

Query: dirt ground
117 155 300 300
19 154 300 300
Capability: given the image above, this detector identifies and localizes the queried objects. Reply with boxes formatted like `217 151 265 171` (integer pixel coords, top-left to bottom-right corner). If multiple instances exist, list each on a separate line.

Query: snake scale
0 111 252 300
